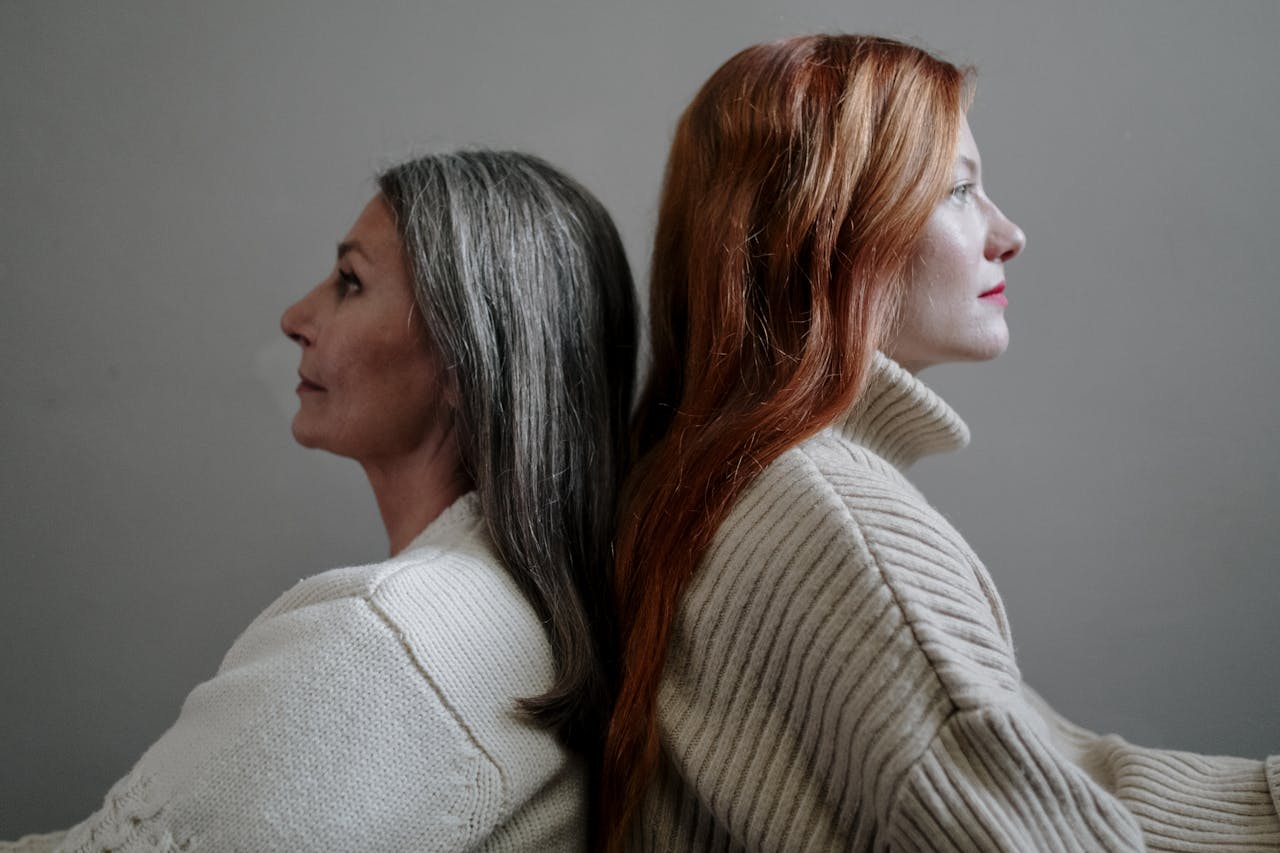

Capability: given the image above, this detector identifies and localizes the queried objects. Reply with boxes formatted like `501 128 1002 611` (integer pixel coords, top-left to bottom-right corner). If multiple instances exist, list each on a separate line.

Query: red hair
601 34 970 848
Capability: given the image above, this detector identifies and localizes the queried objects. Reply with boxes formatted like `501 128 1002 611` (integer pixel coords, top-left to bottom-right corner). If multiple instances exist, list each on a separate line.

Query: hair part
600 34 970 847
378 151 637 769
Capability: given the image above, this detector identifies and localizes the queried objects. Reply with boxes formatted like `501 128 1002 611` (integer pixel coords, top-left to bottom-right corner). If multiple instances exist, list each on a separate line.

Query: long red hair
601 34 970 847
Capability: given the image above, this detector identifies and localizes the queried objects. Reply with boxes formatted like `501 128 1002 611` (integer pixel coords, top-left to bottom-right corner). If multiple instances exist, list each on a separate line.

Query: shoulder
253 496 554 709
240 496 568 789
252 493 506 624
363 515 566 774
658 436 1027 840
71 497 580 849
691 429 1019 712
72 552 513 850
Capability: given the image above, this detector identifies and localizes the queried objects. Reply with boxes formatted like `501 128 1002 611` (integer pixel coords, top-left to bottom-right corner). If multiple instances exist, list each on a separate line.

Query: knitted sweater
5 493 584 852
629 354 1280 852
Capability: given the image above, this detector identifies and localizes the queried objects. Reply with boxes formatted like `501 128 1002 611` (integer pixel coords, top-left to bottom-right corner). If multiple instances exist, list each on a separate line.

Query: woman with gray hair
6 151 636 852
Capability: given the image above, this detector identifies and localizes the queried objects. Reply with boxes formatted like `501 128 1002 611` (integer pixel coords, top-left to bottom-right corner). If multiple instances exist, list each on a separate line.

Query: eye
949 182 976 203
337 268 362 296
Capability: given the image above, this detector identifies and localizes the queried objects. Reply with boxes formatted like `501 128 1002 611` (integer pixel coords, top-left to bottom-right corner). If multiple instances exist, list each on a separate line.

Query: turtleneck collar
829 352 970 470
400 490 483 556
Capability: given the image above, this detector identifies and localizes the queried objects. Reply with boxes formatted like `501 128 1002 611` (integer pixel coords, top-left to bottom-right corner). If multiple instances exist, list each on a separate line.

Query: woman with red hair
601 34 1279 851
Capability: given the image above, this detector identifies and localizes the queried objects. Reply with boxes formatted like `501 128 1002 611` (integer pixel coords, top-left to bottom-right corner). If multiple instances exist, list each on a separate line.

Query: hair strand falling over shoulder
378 151 637 825
600 34 970 849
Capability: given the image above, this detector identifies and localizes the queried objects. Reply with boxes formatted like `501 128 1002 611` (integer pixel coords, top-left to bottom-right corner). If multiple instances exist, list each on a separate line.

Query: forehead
341 194 402 259
954 114 980 170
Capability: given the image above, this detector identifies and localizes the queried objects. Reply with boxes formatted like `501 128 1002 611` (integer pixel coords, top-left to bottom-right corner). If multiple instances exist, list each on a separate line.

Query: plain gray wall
2 0 1276 837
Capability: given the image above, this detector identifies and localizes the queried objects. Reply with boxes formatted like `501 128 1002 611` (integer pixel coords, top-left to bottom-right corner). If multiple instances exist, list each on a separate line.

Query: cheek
355 334 449 436
901 235 969 338
889 220 1000 368
353 329 429 390
912 227 974 295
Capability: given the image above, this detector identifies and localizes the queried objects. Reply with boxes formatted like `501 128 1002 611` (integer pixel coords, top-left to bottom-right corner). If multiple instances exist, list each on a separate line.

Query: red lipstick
979 281 1008 306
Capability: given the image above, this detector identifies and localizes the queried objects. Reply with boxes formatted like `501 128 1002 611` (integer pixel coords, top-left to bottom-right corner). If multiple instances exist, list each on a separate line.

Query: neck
361 424 472 556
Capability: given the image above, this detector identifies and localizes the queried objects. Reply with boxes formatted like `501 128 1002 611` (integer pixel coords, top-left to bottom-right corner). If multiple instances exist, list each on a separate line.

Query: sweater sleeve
1021 684 1280 849
639 444 1279 852
37 592 508 852
888 699 1280 852
887 704 1146 850
834 459 1280 851
859 522 1280 848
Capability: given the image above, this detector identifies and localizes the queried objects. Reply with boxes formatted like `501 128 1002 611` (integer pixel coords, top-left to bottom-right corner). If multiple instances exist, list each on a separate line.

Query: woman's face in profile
280 195 452 465
886 115 1026 373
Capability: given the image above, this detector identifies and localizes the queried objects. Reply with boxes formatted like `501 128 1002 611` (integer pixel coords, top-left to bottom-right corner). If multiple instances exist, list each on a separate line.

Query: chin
969 322 1010 362
931 327 1009 367
290 415 324 450
976 338 1009 363
933 338 1007 370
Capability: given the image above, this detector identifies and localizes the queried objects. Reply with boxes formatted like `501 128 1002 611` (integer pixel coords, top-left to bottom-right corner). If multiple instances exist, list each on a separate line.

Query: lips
296 371 326 393
979 281 1008 307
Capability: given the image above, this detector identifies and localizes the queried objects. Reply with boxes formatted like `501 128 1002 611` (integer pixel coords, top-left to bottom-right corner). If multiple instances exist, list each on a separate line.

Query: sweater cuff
1109 747 1280 845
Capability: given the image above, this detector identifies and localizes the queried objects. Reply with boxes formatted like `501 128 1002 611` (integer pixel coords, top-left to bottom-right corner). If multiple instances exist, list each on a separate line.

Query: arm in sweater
1021 684 1280 851
0 558 581 850
631 437 1278 852
827 466 1280 851
48 590 512 852
888 697 1280 851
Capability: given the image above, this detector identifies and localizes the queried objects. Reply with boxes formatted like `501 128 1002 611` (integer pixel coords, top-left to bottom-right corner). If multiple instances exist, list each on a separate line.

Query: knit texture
4 493 584 852
628 353 1280 852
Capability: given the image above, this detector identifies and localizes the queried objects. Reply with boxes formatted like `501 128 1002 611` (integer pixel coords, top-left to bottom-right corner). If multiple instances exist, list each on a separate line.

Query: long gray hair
378 151 636 755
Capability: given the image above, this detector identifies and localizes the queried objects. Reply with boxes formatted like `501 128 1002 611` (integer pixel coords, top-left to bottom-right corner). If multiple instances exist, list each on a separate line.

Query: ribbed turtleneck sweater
628 353 1280 852
5 494 584 852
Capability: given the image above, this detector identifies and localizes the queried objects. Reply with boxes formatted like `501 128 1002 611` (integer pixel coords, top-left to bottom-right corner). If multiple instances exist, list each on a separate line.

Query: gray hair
377 151 636 755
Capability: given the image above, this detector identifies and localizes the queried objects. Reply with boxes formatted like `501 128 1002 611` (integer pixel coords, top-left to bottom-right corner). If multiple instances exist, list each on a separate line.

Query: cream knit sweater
629 354 1280 852
5 493 584 852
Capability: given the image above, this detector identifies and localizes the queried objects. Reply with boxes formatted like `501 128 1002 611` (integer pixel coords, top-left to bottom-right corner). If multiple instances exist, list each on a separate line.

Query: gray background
2 0 1277 837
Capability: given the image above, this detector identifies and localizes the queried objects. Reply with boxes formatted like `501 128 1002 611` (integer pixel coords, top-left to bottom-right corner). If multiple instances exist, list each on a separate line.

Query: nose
987 204 1026 264
281 285 318 347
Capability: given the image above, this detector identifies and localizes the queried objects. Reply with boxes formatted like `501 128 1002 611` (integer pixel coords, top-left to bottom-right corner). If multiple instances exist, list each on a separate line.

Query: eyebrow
957 155 981 175
336 240 373 263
